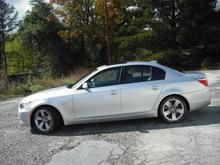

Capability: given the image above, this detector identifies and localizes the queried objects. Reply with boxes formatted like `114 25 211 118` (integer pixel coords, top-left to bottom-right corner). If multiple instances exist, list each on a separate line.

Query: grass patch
0 68 91 100
0 84 26 100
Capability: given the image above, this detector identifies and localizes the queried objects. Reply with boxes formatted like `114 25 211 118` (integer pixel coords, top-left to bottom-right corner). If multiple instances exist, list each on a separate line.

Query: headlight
19 103 24 109
19 102 32 109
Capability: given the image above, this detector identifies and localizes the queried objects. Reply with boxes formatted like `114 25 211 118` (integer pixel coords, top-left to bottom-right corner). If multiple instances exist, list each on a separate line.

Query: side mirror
82 82 88 89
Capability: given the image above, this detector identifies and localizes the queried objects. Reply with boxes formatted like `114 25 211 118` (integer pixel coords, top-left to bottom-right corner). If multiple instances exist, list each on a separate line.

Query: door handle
151 86 160 90
110 90 118 95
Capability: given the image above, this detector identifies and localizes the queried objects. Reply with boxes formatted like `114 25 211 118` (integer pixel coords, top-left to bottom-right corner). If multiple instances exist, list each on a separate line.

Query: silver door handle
110 90 118 95
151 86 160 90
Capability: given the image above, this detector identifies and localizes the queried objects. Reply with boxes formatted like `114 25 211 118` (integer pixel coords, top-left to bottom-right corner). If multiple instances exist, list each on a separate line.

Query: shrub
201 57 210 69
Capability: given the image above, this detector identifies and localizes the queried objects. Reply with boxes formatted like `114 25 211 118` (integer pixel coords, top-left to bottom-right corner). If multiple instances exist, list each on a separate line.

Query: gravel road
1 70 220 165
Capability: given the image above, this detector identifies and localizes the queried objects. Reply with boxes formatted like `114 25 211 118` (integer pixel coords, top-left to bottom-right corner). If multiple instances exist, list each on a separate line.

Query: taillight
198 79 208 86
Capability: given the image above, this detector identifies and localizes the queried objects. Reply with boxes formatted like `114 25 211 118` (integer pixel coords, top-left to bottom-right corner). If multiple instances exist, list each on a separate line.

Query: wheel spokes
35 110 52 131
163 99 185 121
38 121 44 129
40 110 46 117
176 108 184 114
173 100 181 109
164 110 171 116
36 116 42 121
165 101 172 109
45 122 50 129
172 112 177 120
46 115 52 121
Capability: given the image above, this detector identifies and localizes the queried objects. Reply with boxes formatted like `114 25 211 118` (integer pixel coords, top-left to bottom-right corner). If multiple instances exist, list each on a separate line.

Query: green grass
0 85 26 100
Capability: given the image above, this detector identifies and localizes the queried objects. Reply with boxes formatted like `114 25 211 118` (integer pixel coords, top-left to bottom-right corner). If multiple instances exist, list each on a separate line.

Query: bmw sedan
18 62 211 134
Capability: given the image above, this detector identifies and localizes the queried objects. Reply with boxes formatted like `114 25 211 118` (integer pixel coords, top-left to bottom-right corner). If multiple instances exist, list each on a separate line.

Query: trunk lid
185 72 208 86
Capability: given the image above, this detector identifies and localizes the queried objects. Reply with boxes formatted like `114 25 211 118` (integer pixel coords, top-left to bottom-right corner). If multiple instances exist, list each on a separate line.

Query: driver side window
87 67 121 88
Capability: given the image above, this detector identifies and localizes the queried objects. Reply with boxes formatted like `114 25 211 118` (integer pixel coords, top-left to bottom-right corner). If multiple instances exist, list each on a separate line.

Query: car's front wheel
159 96 188 123
31 107 60 134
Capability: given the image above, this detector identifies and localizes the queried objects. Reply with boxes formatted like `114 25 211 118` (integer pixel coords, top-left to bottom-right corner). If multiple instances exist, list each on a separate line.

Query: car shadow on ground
48 105 220 137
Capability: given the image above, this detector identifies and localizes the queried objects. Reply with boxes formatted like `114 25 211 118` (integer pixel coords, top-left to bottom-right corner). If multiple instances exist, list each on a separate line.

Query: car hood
21 86 72 103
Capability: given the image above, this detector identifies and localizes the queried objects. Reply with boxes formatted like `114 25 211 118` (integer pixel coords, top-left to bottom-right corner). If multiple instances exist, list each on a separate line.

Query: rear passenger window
124 65 152 83
151 67 166 80
123 65 166 84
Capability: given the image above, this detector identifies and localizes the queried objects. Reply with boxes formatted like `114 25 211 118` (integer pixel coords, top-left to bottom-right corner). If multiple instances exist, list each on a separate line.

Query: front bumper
18 108 31 126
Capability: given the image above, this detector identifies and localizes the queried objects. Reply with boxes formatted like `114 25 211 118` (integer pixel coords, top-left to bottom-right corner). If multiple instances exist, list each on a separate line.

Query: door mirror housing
82 82 88 89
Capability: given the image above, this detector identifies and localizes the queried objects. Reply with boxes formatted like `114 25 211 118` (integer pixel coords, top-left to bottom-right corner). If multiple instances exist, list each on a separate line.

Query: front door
73 67 122 118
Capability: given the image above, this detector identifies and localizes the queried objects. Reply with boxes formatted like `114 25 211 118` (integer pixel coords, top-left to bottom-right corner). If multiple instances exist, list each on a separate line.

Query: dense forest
0 0 220 95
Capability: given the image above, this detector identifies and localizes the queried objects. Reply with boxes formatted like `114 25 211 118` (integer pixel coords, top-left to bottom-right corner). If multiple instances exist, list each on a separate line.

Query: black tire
31 106 60 134
159 96 188 123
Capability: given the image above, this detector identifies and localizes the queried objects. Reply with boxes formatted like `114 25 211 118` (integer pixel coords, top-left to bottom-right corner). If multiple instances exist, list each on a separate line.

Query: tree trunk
0 0 3 70
170 0 177 49
0 39 3 71
0 10 8 89
2 31 7 75
104 0 112 64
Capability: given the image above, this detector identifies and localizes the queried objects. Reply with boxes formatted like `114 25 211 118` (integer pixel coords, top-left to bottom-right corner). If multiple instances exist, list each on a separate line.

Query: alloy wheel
162 98 185 122
34 109 53 132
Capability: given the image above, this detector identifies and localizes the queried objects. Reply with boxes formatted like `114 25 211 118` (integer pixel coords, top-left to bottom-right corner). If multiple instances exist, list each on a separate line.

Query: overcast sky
6 0 31 19
6 0 49 20
6 0 220 20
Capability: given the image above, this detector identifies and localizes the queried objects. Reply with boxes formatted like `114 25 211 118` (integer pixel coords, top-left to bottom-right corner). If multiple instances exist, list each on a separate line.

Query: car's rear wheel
31 107 60 134
159 96 188 123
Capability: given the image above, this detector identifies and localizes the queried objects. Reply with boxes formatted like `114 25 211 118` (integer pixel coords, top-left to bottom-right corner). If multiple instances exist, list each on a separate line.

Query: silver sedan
18 62 211 134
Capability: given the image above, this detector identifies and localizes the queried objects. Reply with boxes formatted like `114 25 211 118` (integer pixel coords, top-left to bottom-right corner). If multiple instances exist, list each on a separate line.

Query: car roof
72 61 186 90
97 61 162 70
96 61 186 80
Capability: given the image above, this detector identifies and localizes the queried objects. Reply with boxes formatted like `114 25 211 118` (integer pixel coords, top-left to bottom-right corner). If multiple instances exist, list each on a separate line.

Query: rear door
121 65 166 114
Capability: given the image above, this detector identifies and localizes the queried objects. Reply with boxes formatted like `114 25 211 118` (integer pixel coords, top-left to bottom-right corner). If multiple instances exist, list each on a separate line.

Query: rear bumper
183 87 211 111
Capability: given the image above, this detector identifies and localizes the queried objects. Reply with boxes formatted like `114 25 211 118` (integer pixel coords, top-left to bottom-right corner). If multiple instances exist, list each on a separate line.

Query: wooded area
0 0 220 96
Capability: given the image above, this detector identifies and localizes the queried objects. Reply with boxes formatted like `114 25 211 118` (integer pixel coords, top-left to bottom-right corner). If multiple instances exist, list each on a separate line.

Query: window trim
77 65 166 89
